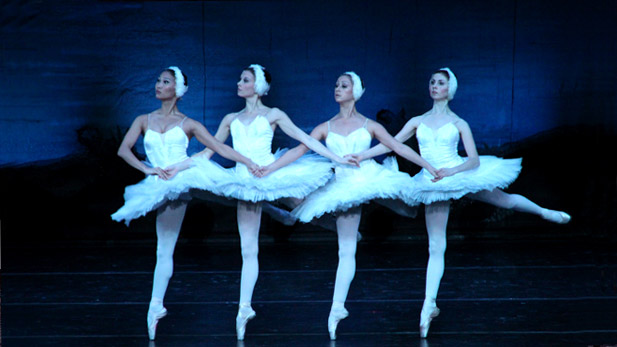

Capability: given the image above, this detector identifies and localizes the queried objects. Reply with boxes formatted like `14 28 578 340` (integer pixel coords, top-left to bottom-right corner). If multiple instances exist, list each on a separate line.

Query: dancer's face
237 70 256 97
429 73 449 101
155 71 177 100
334 75 354 103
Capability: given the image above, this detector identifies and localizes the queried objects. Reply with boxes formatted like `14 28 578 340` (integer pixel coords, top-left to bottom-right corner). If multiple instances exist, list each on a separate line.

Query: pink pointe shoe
419 305 440 338
236 303 256 341
328 306 349 340
147 306 168 340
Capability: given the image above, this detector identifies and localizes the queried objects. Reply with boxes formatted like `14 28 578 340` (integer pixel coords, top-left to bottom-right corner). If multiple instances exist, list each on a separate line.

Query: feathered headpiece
168 66 188 98
344 71 365 101
249 64 270 96
438 67 457 100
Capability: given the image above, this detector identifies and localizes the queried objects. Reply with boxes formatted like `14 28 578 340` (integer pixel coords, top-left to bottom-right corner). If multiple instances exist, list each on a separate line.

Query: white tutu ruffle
405 155 522 205
292 157 416 223
215 150 334 203
111 156 231 225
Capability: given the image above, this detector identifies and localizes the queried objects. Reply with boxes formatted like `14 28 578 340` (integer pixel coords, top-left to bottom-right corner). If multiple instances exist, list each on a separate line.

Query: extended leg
468 189 570 223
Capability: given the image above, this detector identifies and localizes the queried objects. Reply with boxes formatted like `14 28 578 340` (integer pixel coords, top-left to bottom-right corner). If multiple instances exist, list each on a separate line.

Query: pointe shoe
328 307 349 340
147 307 168 340
236 303 256 341
541 209 571 224
419 306 440 338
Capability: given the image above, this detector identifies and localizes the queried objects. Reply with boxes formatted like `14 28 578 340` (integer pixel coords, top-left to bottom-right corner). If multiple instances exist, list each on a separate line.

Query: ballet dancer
351 67 571 338
263 71 440 340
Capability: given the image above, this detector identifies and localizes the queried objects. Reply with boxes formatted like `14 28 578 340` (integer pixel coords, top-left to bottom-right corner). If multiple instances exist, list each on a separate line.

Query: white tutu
292 155 416 223
216 150 334 202
405 155 522 205
403 121 522 205
111 156 231 225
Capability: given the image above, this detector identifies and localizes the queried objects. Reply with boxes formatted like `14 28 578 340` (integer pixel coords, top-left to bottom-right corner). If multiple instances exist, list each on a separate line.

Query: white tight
423 188 556 304
467 189 546 215
237 201 262 305
150 202 187 310
332 206 362 305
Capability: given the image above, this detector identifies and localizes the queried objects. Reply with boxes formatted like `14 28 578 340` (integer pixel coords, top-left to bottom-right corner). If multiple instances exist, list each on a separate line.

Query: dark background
1 0 616 243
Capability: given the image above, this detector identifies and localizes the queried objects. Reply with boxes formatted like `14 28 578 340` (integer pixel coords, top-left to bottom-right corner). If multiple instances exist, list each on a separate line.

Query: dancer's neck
338 100 356 119
429 99 450 117
243 95 263 114
160 99 179 116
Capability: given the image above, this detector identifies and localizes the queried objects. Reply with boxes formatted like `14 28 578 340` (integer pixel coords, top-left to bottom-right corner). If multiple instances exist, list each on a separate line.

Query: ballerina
351 67 571 338
265 71 440 340
111 66 258 340
197 64 356 340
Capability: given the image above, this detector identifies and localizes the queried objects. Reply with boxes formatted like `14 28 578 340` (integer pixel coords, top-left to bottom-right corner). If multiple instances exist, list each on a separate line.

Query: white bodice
416 122 465 170
143 125 189 168
326 128 372 156
326 121 372 177
230 115 276 173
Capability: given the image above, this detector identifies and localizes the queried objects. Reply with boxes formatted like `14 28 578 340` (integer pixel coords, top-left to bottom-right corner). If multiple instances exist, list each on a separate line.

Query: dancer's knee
483 190 517 209
338 240 357 260
428 239 446 256
241 241 259 260
499 193 519 209
156 244 174 262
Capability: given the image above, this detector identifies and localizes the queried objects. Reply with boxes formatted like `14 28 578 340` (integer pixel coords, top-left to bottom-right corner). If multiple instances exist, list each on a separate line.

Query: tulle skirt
111 156 232 225
215 150 334 203
292 157 417 223
404 155 522 205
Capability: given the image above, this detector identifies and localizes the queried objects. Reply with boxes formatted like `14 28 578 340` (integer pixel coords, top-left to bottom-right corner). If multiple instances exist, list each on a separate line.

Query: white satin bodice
416 122 465 171
143 120 189 168
230 115 276 172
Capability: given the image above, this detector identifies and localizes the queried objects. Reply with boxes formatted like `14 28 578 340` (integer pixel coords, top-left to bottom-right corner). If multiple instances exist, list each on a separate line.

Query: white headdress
167 66 188 98
438 67 457 100
344 71 365 101
248 64 270 96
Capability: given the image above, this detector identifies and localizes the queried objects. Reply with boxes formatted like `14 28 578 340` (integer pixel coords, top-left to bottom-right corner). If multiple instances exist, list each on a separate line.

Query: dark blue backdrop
2 0 616 166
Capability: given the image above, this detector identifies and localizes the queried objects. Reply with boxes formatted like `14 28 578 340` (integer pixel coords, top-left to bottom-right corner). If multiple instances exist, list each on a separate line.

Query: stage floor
2 233 617 346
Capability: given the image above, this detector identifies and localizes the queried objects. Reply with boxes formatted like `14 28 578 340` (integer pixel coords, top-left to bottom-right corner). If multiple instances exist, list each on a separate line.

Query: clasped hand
248 163 270 178
147 165 182 180
344 153 361 164
433 167 456 181
340 155 360 167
